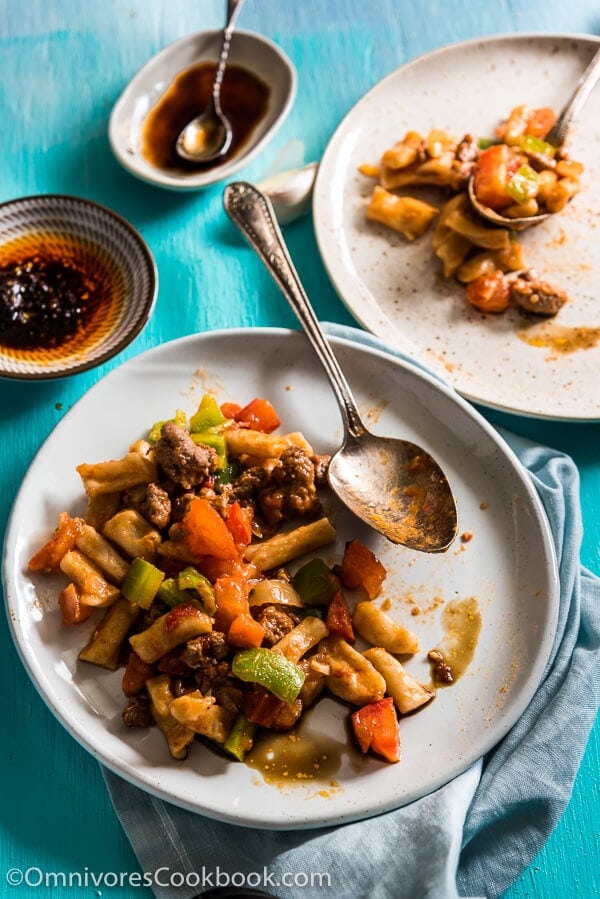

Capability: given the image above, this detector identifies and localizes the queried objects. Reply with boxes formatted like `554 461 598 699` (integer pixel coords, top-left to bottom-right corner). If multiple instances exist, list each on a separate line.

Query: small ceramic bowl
0 194 157 380
109 30 297 191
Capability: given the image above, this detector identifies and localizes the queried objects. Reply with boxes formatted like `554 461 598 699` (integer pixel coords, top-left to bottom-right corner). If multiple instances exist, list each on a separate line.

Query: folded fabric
103 324 600 899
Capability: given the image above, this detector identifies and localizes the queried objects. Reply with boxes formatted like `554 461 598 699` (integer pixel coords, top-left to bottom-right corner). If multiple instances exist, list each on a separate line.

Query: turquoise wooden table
1 1 598 897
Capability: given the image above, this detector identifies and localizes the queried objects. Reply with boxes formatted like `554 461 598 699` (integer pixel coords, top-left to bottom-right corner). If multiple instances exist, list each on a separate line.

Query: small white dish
3 328 559 828
0 194 157 380
109 30 296 191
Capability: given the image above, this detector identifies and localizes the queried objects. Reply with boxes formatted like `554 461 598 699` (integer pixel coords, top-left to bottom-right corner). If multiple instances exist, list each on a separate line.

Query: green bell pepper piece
148 409 187 443
232 648 305 703
121 558 165 609
156 578 191 608
519 134 556 159
190 393 226 432
223 714 257 761
215 461 242 487
507 164 539 204
292 558 340 605
177 567 216 615
477 137 500 150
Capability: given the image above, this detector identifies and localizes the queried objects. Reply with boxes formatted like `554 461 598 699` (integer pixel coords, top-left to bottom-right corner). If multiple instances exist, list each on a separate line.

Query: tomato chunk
351 697 400 763
235 398 280 433
227 612 265 648
122 651 155 696
214 575 250 631
182 497 238 560
29 512 85 572
339 540 386 599
466 270 510 313
326 590 355 642
226 501 253 548
525 107 556 138
473 144 520 210
220 402 242 420
200 556 256 582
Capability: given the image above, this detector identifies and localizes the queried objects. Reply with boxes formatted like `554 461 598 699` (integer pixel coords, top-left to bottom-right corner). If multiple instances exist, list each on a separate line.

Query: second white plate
314 33 600 420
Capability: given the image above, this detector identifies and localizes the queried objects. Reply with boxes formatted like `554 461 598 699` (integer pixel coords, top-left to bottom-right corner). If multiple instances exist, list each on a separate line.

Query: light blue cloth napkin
102 324 600 899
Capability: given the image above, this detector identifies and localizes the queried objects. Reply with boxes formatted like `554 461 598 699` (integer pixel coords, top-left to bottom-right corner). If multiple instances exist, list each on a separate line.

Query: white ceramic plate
313 33 600 421
109 30 296 190
3 329 559 828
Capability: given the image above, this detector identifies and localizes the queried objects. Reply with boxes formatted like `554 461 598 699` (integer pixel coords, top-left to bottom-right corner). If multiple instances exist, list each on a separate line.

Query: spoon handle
223 181 367 440
212 0 246 114
545 45 600 146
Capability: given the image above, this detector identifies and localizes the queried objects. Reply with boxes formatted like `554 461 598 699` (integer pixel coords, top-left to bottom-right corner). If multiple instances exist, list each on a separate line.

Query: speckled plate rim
313 32 600 422
2 328 559 828
0 193 158 381
108 30 297 191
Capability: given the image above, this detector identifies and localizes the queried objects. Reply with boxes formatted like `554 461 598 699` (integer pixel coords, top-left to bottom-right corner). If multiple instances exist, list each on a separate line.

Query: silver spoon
469 45 600 231
176 0 245 164
223 181 458 552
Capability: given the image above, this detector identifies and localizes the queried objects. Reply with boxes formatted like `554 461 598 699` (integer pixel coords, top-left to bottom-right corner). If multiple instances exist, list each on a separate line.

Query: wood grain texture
0 1 598 897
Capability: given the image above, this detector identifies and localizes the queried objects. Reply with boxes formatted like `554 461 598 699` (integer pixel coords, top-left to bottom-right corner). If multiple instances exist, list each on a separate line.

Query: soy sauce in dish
0 234 122 359
140 61 270 173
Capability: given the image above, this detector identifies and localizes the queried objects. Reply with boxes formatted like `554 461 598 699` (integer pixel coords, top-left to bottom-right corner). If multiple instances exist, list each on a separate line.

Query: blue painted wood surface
1 1 598 897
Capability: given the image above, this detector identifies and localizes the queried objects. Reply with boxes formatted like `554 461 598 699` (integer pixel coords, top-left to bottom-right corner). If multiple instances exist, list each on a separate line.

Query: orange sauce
517 321 600 354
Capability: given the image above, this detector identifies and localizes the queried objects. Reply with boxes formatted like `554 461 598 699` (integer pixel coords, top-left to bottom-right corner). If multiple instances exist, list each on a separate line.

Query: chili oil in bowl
0 195 157 380
109 30 296 190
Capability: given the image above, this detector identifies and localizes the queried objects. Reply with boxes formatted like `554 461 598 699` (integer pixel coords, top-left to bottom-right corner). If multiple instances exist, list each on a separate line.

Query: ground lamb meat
226 447 325 526
259 484 320 526
157 650 194 678
122 694 153 728
310 453 331 486
509 272 568 316
171 677 197 698
154 422 217 489
181 632 229 666
253 603 300 647
455 133 479 163
170 492 196 522
196 486 232 517
229 466 271 501
194 661 233 695
213 682 244 713
259 447 322 525
452 134 479 181
140 482 171 529
272 446 315 486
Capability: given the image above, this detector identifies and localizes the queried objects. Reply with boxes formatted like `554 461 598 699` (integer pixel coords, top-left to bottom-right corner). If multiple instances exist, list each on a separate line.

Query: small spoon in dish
176 0 245 164
468 45 600 231
223 181 458 553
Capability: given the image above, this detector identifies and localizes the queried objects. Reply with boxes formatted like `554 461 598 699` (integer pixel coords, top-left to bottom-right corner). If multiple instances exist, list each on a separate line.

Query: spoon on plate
223 181 458 552
176 0 245 163
468 45 600 231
